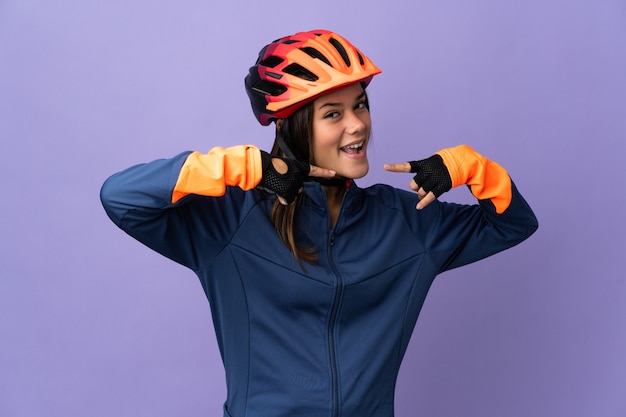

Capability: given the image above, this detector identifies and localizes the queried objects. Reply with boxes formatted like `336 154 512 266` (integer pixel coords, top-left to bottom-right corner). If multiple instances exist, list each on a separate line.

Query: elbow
99 175 124 226
99 175 115 212
514 209 539 245
526 211 539 239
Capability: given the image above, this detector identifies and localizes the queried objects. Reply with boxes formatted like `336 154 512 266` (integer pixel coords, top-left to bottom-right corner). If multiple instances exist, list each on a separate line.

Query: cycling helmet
245 29 381 126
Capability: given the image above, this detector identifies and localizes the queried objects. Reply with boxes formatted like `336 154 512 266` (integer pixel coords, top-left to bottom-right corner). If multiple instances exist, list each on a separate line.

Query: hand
384 154 452 210
258 151 336 205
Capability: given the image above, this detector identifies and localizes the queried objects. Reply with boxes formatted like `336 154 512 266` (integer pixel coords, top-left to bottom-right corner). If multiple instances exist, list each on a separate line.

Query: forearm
101 145 262 224
410 145 538 271
172 145 262 203
437 179 538 272
436 144 512 214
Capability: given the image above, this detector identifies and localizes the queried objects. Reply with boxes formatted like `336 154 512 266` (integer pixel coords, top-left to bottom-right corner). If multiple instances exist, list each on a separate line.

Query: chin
340 164 369 180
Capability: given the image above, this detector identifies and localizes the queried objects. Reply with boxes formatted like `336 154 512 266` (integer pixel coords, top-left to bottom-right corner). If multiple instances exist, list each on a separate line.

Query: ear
275 119 284 132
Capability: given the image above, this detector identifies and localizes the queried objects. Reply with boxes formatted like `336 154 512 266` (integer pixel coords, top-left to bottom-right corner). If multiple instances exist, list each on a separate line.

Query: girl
101 29 537 417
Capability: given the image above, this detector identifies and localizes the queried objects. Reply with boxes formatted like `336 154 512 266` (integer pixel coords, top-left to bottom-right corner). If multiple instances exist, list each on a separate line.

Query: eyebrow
317 91 367 110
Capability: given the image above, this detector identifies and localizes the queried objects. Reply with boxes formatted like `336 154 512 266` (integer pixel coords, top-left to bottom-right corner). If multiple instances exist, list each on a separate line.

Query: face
311 83 371 179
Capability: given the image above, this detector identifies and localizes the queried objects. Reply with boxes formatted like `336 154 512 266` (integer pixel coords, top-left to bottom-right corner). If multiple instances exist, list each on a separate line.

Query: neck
312 177 347 188
322 182 347 228
323 183 345 202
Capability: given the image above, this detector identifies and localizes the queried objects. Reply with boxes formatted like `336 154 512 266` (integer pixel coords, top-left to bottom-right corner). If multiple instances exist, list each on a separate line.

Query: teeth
343 142 363 150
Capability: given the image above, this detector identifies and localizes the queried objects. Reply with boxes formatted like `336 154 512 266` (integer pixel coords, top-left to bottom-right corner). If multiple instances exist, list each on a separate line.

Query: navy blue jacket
101 149 537 417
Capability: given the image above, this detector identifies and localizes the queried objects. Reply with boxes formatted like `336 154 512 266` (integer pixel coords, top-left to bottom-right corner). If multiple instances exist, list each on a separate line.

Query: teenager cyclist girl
101 29 537 417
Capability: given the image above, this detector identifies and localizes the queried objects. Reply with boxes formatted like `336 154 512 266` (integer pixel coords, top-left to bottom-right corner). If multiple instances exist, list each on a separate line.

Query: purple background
1 0 625 416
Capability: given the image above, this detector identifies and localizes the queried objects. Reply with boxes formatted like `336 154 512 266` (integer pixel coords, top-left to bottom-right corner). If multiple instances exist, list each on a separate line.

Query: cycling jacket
100 145 537 417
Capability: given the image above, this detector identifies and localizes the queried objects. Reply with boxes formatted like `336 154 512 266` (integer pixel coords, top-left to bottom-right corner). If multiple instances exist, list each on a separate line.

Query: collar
301 180 362 214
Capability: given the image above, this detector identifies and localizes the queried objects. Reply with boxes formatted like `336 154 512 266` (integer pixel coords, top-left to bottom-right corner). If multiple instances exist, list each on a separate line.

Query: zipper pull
329 230 335 246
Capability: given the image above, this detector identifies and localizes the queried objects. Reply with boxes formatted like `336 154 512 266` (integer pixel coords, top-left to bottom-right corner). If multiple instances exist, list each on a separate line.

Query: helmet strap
275 119 301 161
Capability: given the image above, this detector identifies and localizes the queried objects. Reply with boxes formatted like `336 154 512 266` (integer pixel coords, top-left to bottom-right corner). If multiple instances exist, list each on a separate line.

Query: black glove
257 151 310 204
408 154 452 198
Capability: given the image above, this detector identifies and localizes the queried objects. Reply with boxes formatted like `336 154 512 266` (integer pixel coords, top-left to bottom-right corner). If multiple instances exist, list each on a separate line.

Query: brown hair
269 101 318 266
268 86 370 266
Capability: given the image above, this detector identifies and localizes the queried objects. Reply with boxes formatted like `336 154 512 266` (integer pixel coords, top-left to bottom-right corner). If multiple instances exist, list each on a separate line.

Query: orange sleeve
171 145 263 204
436 145 512 214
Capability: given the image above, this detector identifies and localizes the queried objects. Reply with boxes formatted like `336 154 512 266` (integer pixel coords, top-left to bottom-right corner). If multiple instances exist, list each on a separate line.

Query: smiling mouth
340 141 364 154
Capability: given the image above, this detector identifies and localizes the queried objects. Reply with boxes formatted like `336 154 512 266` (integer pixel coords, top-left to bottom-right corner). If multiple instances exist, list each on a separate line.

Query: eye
354 101 368 111
324 110 340 119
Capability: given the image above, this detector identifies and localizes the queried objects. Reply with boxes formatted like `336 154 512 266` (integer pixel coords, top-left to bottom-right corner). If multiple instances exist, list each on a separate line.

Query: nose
345 110 367 135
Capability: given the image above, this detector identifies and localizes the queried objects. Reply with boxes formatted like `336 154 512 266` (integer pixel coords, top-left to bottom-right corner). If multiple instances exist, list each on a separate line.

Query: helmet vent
356 51 365 65
300 47 331 67
329 38 351 67
252 80 287 96
280 39 300 45
264 71 282 80
260 56 284 68
283 63 319 82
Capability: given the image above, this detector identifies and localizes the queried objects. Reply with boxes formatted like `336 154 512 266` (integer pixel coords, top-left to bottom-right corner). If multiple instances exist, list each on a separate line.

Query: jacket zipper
322 182 350 417
327 228 342 417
